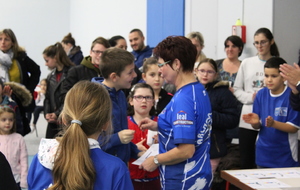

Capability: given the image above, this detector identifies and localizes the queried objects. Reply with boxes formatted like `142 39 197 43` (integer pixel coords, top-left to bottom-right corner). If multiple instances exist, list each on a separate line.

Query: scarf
0 50 13 82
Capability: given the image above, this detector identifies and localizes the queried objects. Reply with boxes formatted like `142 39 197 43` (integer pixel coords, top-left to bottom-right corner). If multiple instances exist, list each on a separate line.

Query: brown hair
254 28 280 56
153 36 197 73
142 57 158 73
49 81 112 190
197 58 218 73
129 28 144 37
99 47 134 78
62 33 76 46
0 106 16 134
90 37 110 50
43 42 74 67
127 83 155 116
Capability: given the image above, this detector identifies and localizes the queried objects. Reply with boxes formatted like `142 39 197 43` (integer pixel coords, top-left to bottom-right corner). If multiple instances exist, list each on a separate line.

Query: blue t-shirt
254 86 300 168
27 147 133 190
158 82 212 190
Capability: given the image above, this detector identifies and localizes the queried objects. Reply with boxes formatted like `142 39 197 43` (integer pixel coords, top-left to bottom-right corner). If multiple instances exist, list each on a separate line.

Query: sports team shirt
157 82 212 190
254 86 300 168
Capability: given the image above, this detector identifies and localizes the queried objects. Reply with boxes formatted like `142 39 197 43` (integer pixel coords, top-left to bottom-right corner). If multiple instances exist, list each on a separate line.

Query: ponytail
48 81 112 190
49 122 95 190
43 42 74 67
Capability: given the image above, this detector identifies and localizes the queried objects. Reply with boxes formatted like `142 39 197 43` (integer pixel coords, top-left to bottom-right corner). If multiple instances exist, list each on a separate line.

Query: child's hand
242 113 259 124
118 129 135 144
265 116 274 127
2 85 12 97
136 139 147 151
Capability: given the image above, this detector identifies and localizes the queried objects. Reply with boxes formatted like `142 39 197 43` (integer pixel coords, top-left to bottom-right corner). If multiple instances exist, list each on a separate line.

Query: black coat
44 66 72 117
205 81 241 159
60 56 101 99
155 88 173 115
0 152 19 190
14 52 40 135
290 85 300 111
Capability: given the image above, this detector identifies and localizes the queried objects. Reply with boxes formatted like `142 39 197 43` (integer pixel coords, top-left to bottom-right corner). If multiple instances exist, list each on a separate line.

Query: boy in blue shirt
243 57 300 168
92 47 142 163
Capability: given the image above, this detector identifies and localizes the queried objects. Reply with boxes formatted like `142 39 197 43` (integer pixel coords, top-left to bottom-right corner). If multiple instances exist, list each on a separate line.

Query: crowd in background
0 27 300 190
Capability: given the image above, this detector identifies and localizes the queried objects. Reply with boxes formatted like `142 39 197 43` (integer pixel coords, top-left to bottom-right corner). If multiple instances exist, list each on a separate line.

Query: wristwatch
154 155 160 166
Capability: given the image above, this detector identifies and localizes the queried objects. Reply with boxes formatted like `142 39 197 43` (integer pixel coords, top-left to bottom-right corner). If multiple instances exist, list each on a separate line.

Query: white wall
0 0 70 80
2 0 280 80
185 0 218 59
185 0 273 60
0 0 147 80
69 0 147 56
273 0 300 65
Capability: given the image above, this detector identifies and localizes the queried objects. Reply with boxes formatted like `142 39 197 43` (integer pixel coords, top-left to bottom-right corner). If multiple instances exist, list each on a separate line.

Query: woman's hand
242 113 259 125
139 118 158 131
139 156 158 172
242 113 261 129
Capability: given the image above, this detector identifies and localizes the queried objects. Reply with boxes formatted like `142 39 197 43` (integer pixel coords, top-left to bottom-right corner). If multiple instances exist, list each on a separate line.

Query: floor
24 115 47 165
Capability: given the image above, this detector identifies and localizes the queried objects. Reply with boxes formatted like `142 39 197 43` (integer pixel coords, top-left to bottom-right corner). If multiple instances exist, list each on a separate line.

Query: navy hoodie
91 77 140 163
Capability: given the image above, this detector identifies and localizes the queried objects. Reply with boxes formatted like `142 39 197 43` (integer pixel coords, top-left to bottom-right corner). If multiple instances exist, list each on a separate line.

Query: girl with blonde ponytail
27 81 133 190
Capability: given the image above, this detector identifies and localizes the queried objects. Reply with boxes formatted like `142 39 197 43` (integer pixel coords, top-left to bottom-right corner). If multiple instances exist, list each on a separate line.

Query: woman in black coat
0 28 41 136
195 58 240 173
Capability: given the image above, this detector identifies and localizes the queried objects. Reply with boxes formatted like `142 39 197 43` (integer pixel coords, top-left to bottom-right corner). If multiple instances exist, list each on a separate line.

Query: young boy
92 47 141 163
243 57 300 168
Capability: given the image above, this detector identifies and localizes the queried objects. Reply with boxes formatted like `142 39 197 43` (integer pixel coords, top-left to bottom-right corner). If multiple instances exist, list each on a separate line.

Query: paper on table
240 179 290 189
132 143 159 165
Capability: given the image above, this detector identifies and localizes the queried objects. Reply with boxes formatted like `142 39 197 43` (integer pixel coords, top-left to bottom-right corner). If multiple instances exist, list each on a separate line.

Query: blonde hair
186 31 204 47
0 106 16 134
186 31 206 62
49 81 112 190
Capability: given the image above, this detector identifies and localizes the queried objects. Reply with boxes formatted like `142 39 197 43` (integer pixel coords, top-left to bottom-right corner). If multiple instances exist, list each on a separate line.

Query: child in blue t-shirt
243 57 300 168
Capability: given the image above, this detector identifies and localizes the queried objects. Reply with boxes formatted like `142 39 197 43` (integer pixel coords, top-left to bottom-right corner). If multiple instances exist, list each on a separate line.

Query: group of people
0 25 300 190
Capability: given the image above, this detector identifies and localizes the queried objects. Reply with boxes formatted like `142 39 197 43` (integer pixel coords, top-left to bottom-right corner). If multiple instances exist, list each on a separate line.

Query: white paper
132 144 159 165
240 179 290 189
147 130 158 146
226 169 300 180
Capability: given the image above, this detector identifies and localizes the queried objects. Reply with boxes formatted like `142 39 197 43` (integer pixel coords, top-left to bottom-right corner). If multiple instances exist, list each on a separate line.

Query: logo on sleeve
275 107 288 116
173 111 193 125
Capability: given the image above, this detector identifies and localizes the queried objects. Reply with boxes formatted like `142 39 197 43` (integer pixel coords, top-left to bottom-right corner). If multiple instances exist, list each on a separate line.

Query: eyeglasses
253 40 269 47
196 69 216 75
92 50 104 55
133 95 153 102
157 60 171 68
